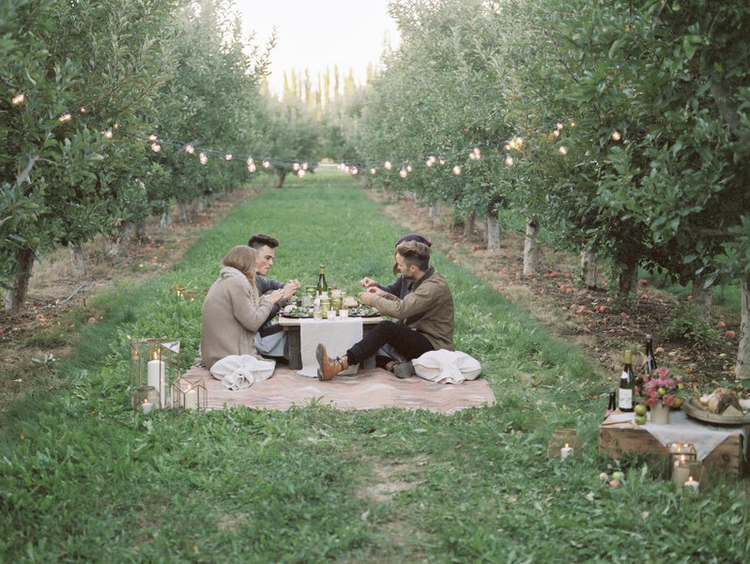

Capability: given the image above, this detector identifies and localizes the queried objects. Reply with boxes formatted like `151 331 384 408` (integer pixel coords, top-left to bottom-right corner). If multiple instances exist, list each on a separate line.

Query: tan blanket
182 365 495 413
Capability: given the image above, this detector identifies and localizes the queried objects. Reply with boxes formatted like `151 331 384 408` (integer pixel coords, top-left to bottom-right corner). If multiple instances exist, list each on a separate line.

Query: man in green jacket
316 240 454 380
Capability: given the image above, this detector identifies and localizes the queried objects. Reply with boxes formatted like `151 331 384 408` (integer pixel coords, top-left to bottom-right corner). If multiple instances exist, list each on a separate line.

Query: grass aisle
1 171 748 563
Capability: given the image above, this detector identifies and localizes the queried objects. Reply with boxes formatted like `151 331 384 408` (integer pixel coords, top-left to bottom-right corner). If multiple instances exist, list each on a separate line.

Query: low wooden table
278 315 383 371
599 410 749 477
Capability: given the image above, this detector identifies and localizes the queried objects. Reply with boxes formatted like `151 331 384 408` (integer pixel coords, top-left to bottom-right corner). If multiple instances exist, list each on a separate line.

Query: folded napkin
298 317 363 378
210 355 276 390
412 350 482 384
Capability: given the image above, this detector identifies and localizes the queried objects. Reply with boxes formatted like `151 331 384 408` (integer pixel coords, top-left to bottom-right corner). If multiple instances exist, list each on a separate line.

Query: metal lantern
171 376 208 411
130 339 181 410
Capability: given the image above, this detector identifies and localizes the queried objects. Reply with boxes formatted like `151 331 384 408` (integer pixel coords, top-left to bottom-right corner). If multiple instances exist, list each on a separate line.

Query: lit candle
561 443 573 460
184 387 198 410
684 476 700 493
147 354 165 408
141 398 153 415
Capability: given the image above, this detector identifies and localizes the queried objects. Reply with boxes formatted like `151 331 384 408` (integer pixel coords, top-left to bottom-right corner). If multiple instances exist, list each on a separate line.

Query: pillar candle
684 476 700 493
184 387 198 410
147 357 165 408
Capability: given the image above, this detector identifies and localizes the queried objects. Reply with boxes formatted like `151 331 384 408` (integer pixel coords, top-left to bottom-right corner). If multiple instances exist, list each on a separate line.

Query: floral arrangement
638 367 684 408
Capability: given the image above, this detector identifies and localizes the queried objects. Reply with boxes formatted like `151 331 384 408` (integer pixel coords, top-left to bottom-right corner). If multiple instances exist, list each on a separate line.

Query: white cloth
210 355 276 390
606 410 750 461
298 317 363 378
412 350 483 384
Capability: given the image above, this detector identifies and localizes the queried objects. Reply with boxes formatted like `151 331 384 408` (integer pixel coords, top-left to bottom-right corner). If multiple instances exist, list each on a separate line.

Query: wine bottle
316 265 328 297
618 349 635 412
644 333 657 374
604 387 616 420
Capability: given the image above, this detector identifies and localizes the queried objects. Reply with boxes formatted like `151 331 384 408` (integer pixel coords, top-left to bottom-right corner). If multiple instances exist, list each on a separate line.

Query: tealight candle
141 398 153 415
561 443 573 460
684 476 700 493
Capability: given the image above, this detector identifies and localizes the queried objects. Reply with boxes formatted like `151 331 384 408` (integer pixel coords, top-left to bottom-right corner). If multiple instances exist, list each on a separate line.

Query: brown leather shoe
316 344 348 381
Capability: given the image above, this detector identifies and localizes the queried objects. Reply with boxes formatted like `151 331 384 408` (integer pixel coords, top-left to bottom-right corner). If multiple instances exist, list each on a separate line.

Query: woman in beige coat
201 246 290 369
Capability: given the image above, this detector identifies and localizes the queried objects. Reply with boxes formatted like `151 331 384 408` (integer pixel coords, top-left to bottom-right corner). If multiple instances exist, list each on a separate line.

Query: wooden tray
683 399 750 425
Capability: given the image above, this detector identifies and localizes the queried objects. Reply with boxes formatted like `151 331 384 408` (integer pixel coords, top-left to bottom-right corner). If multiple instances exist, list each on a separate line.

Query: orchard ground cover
0 170 748 563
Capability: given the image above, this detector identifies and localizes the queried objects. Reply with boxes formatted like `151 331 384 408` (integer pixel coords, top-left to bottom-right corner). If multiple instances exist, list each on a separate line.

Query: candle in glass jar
684 476 700 493
147 356 165 408
141 398 153 415
561 443 573 460
184 387 198 410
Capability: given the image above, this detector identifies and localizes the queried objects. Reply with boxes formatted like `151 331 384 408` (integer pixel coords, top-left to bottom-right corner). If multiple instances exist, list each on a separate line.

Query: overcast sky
233 0 400 93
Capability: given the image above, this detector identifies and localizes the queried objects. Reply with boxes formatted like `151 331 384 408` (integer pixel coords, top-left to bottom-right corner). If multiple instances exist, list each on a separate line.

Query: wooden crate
599 419 746 477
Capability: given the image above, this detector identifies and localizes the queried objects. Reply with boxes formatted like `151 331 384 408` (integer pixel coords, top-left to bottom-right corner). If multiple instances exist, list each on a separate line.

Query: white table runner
298 317 364 378
607 410 749 461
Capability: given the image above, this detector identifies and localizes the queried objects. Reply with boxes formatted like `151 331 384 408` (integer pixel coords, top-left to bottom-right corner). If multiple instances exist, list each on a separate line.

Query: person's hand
282 281 299 299
359 276 378 288
358 287 385 304
271 289 286 303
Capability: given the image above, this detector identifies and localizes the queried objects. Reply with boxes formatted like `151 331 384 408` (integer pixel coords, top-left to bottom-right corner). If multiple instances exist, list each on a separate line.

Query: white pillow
412 350 482 384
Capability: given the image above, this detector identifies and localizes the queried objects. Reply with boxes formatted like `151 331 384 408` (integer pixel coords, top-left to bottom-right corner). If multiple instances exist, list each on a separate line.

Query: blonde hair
222 246 259 302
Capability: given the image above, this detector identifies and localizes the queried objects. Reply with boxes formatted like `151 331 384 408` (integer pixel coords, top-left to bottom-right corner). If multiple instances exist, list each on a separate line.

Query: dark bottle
316 265 328 297
644 333 658 374
605 387 616 419
618 349 635 412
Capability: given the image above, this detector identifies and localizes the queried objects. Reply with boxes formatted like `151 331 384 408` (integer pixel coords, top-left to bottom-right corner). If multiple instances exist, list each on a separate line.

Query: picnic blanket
182 365 495 413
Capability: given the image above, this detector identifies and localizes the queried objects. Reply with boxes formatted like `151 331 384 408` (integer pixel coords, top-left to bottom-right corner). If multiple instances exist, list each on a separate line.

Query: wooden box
599 416 747 477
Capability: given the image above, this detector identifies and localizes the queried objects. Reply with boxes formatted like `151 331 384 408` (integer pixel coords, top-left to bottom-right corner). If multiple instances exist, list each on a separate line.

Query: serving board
683 399 750 425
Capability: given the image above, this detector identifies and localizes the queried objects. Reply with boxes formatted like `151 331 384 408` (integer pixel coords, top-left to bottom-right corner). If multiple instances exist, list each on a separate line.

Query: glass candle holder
130 339 181 410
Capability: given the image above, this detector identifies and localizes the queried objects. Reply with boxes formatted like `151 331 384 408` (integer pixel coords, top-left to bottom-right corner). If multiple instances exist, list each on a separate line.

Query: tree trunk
197 196 205 214
430 202 441 228
107 221 135 256
463 211 475 238
486 212 500 251
69 242 86 278
275 169 287 188
581 249 599 289
616 254 639 306
4 246 35 314
176 201 188 223
523 217 541 277
736 273 750 380
691 271 714 324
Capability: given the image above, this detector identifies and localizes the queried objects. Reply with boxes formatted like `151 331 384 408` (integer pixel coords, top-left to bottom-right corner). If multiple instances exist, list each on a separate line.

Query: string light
59 113 72 123
224 153 233 161
151 142 161 153
12 93 25 105
184 144 195 154
558 146 568 155
199 152 208 164
262 159 270 169
452 165 462 175
611 130 622 141
384 160 392 170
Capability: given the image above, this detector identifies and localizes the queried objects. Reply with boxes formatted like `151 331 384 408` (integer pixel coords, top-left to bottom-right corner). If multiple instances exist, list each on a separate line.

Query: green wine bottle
316 265 328 297
618 349 635 412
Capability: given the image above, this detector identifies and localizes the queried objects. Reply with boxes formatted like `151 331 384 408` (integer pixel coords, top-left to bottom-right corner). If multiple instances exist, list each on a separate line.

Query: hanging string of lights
9 93 622 180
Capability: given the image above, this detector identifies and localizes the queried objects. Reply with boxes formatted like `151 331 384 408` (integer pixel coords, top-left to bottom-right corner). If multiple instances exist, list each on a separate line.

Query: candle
561 443 573 460
339 309 349 319
147 356 165 408
184 387 198 410
684 476 700 493
141 398 153 415
327 310 336 320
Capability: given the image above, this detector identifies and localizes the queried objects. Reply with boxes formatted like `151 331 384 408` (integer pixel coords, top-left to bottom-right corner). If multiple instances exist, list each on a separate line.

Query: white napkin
412 350 483 384
298 317 363 378
210 355 276 390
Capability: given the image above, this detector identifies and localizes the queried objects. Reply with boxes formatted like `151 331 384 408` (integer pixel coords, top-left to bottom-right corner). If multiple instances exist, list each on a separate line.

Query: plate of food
280 305 313 318
683 388 750 425
347 305 379 318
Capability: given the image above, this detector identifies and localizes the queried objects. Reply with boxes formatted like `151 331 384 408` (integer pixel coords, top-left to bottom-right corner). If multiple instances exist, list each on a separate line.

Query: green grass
1 171 749 563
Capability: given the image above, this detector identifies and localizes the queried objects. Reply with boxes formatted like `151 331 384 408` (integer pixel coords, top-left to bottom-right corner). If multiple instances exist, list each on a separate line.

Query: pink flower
663 395 676 407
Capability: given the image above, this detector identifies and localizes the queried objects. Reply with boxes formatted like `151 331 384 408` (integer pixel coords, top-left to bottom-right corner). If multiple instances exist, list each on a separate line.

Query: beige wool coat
201 269 276 369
